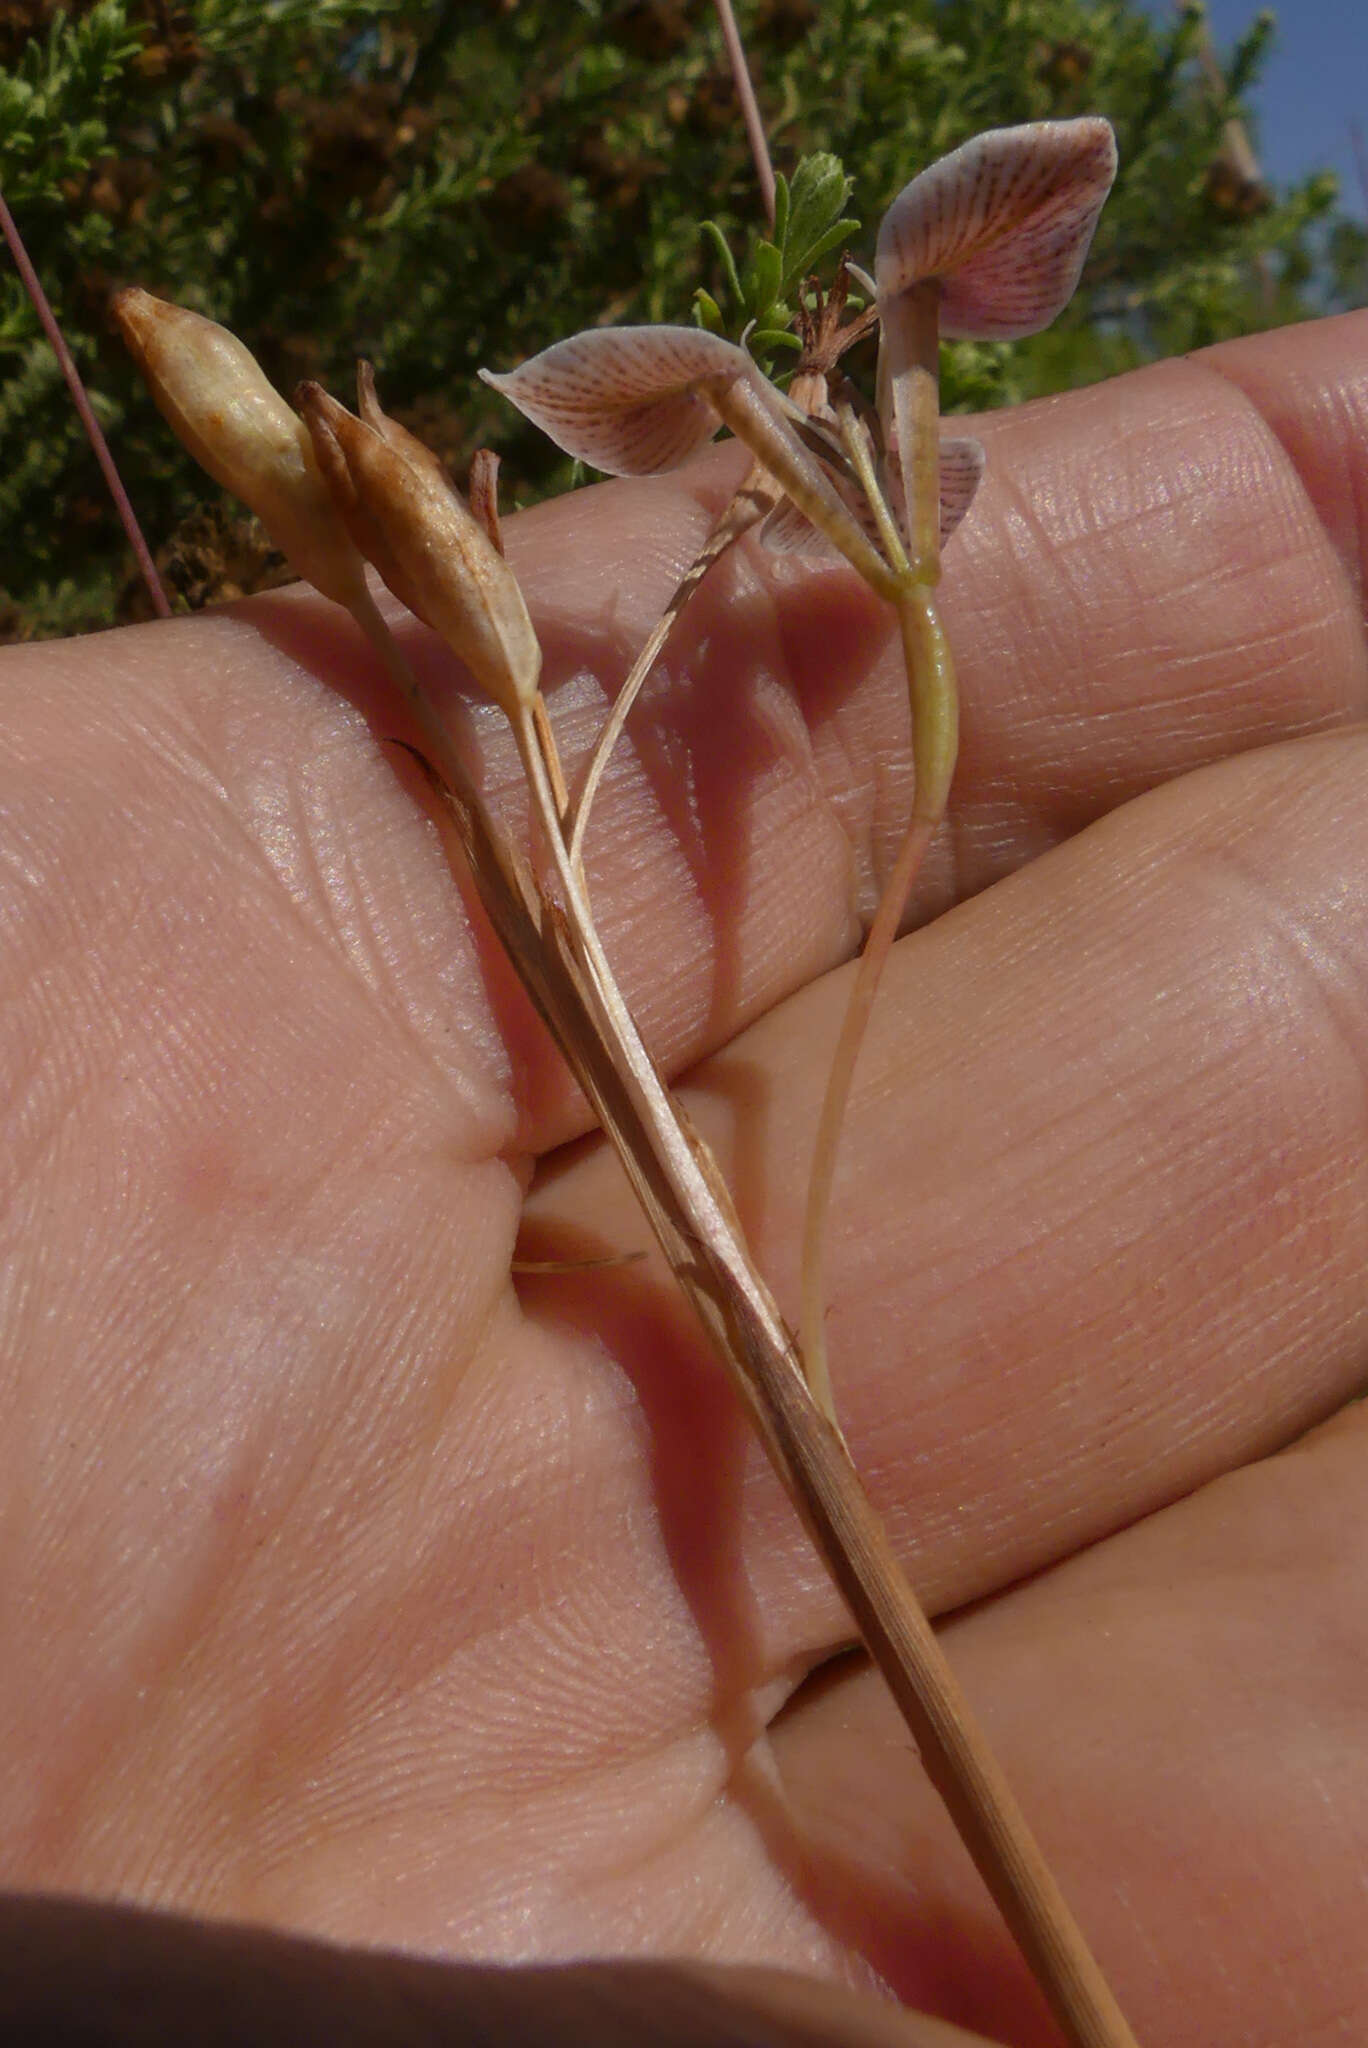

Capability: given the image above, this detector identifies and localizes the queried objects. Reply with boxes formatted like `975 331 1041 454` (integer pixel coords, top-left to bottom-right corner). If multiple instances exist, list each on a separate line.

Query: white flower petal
762 433 985 556
876 119 1117 340
480 326 751 475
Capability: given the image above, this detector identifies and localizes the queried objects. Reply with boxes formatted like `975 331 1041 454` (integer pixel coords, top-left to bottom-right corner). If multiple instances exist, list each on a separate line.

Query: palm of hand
3 316 1368 2048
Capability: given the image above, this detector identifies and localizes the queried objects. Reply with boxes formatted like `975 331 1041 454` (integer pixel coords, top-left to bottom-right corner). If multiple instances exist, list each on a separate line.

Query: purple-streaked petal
762 433 985 557
935 435 985 543
758 495 850 558
875 119 1117 340
480 325 751 475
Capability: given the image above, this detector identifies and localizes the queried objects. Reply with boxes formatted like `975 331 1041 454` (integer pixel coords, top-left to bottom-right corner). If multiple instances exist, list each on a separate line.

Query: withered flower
297 373 540 722
111 288 369 613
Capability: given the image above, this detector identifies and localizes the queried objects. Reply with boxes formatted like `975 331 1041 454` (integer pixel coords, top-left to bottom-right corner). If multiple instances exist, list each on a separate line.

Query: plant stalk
710 376 900 599
880 279 943 582
569 467 775 883
798 586 956 1418
0 186 171 620
404 630 1136 2048
710 0 776 230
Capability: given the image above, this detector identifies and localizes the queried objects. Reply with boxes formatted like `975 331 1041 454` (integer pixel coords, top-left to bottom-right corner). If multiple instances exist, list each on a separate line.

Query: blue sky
1144 0 1368 221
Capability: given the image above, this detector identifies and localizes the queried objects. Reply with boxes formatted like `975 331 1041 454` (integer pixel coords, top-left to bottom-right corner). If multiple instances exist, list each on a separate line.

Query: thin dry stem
531 693 572 822
359 583 1133 2045
569 466 775 883
468 448 505 554
800 587 957 1411
350 587 472 794
511 1251 645 1274
710 0 776 229
798 809 933 1419
409 667 1136 2048
0 189 171 620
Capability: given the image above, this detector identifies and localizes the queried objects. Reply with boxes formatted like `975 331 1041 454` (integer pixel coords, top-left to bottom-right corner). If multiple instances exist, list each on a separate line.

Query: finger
18 317 1368 1162
767 1401 1368 2048
456 311 1368 1149
0 1892 1000 2047
523 722 1368 1656
941 310 1368 893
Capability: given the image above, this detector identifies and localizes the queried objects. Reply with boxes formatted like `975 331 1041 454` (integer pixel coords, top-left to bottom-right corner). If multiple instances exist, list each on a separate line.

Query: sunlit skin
2 312 1368 2047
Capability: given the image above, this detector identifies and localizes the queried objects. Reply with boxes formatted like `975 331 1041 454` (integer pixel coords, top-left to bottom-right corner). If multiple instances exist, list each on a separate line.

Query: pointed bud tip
109 285 166 356
300 378 541 718
356 359 382 426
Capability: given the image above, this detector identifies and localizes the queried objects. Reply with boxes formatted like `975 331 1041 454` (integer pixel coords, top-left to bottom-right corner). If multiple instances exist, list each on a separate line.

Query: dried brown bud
112 288 369 612
296 378 541 721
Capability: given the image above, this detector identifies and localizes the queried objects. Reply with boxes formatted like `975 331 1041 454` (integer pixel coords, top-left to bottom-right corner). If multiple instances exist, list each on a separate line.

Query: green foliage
0 0 1361 636
0 1 142 212
695 152 860 362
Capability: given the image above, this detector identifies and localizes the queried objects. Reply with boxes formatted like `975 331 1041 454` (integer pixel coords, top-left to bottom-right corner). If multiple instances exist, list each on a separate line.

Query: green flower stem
707 374 900 600
837 398 909 576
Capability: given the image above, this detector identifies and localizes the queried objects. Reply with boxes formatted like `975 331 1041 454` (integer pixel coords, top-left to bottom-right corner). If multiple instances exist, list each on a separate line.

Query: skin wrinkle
1199 322 1368 627
18 1138 516 1761
1193 344 1368 680
980 374 1294 726
743 542 874 941
1192 838 1368 1176
10 319 1368 2038
217 749 516 1143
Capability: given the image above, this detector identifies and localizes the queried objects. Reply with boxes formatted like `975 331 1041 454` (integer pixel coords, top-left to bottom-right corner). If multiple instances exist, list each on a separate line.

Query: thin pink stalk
710 0 776 229
0 185 171 619
799 810 935 1419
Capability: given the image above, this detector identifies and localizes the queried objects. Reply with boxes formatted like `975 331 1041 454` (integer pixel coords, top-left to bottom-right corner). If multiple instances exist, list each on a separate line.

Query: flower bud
112 288 368 612
296 379 541 721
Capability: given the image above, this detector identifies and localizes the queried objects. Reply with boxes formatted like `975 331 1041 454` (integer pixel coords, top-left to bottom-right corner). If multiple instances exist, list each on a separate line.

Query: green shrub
0 0 1360 637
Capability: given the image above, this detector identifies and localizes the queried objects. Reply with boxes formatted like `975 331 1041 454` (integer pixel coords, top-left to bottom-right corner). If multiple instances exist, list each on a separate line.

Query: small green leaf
743 238 784 321
693 287 726 334
699 220 744 310
749 326 803 355
772 171 791 256
786 215 862 286
783 152 855 276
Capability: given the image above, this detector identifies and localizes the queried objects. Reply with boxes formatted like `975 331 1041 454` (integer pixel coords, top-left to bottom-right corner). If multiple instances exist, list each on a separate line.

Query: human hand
2 311 1366 2046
